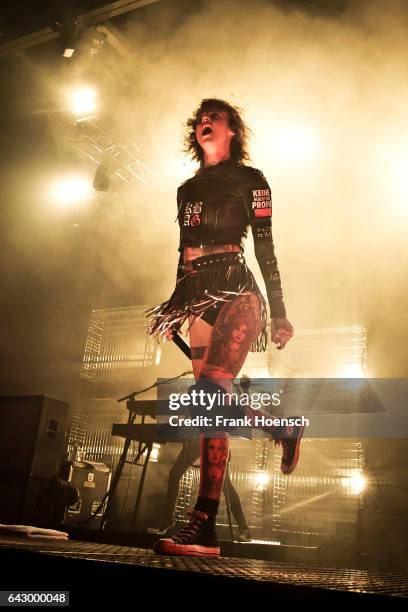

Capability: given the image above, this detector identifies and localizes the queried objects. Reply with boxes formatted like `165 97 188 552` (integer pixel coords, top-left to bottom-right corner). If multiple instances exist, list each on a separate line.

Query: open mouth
202 126 212 136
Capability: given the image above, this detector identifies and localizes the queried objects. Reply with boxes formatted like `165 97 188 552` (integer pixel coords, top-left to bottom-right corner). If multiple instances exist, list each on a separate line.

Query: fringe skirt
146 252 268 352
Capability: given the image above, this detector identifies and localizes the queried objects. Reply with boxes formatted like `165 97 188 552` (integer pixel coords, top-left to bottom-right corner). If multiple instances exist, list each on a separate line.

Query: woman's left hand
270 318 294 350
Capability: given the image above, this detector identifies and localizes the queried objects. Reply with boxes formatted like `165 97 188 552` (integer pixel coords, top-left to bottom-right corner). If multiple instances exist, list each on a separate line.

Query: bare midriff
183 243 241 263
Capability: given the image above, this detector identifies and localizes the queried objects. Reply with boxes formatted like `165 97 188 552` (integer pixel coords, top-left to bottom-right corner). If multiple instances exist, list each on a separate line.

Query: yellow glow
68 86 97 116
167 154 198 186
150 443 161 463
49 177 93 208
341 472 367 495
240 366 272 379
376 141 408 202
393 157 408 200
273 125 319 161
254 471 270 488
250 539 281 545
341 363 365 378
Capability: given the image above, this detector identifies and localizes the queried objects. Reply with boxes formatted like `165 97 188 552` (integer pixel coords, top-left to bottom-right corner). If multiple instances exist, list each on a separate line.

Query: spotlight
68 86 97 117
254 471 269 488
155 346 162 366
341 363 365 378
150 444 161 463
52 0 80 58
341 472 367 495
49 176 92 208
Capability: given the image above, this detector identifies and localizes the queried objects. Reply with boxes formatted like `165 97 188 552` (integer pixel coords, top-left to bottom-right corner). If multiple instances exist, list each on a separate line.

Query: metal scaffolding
81 305 159 381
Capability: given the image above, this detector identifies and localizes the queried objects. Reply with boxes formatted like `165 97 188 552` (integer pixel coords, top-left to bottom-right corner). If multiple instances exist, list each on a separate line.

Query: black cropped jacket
176 159 286 319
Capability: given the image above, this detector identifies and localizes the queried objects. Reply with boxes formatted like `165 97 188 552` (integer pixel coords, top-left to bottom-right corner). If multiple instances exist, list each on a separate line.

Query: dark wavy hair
184 98 251 165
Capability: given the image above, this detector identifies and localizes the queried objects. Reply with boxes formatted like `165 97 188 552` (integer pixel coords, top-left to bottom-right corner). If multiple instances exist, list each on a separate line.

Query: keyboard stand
130 439 153 531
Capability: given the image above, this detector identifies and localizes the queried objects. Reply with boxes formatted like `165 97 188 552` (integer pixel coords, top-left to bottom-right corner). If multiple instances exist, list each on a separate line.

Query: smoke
2 0 408 392
108 0 408 325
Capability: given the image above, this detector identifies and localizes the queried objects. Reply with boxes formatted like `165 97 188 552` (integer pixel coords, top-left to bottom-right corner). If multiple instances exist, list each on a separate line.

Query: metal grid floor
0 536 406 598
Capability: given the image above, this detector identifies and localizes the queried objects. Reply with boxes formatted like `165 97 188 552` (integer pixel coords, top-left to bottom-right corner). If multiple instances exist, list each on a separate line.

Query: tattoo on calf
199 437 229 501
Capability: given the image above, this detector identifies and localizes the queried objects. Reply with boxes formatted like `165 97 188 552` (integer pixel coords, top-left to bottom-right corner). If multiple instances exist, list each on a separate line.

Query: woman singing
147 99 303 556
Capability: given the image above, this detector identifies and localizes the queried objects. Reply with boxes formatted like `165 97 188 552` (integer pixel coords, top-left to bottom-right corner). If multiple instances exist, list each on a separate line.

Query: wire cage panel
81 306 159 381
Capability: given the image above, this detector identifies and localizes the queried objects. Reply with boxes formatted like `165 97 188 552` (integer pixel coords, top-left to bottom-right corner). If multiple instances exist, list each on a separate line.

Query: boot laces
173 509 208 544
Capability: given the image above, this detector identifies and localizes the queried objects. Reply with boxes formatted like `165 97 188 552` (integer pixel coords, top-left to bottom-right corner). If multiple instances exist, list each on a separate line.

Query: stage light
49 176 93 208
341 363 365 378
341 472 367 495
250 539 281 545
254 471 270 488
155 346 162 366
52 0 80 58
69 86 97 117
150 443 161 463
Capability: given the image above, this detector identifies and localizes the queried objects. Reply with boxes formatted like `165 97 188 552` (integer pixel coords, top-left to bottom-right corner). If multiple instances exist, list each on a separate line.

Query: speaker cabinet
0 395 70 523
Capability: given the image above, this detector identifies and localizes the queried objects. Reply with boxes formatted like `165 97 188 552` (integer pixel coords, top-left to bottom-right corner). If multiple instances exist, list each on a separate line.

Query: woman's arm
241 166 293 349
244 167 286 319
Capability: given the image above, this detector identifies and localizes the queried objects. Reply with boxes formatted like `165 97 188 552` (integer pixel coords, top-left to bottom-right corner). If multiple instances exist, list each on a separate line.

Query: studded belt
178 252 245 275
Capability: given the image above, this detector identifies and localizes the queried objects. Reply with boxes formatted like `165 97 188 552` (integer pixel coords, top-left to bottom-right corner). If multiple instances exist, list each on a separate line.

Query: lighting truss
72 118 153 187
0 0 161 57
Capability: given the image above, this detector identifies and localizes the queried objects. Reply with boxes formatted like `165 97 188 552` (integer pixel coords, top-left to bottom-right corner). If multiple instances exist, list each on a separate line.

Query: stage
1 0 408 605
1 534 406 604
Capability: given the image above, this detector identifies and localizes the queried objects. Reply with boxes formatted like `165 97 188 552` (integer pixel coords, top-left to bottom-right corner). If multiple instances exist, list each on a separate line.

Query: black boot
153 510 219 557
275 422 305 474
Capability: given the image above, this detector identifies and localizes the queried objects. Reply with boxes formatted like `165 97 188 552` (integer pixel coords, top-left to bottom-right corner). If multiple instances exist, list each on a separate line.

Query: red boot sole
153 539 220 557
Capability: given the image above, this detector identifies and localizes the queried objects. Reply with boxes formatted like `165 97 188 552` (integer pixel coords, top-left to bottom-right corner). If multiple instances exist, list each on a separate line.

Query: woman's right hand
164 326 178 341
270 317 294 350
165 328 174 341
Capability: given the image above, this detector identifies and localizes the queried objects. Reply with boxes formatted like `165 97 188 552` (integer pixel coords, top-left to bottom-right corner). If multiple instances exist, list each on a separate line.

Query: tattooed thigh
200 293 263 379
190 346 207 360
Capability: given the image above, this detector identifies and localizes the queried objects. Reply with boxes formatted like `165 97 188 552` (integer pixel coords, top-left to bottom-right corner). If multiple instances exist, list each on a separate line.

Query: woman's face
195 108 235 151
231 323 248 344
207 440 226 465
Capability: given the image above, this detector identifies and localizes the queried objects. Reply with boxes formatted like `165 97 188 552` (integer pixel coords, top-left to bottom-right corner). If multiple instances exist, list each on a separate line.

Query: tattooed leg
200 292 263 382
198 294 280 438
187 315 227 514
194 294 263 515
190 346 206 360
197 434 229 501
